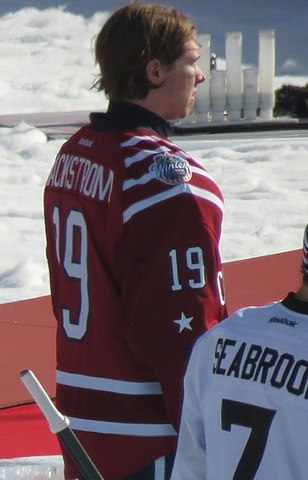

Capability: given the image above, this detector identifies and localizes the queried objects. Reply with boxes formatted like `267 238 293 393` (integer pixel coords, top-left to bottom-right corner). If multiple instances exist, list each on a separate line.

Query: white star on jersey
173 312 193 333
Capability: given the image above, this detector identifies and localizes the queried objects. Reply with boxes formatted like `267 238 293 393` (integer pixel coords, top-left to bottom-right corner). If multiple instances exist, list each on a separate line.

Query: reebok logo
268 316 298 328
78 137 94 148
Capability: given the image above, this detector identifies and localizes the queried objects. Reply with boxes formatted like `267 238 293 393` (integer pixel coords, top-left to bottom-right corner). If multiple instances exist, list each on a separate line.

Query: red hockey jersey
44 102 227 479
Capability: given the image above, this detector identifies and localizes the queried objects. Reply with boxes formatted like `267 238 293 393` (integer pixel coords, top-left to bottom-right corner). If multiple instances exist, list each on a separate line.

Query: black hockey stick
20 369 103 480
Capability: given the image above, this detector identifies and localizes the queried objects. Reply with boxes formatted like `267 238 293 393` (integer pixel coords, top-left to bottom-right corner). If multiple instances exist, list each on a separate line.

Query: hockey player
44 3 227 479
171 225 308 480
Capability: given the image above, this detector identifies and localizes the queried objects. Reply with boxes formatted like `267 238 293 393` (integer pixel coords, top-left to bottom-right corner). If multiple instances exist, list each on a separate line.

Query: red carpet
0 402 61 458
0 249 302 459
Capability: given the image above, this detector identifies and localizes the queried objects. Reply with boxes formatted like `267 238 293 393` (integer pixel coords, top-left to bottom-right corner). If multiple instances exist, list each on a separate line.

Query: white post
194 34 211 124
210 70 226 122
243 68 258 121
225 32 242 121
259 30 275 120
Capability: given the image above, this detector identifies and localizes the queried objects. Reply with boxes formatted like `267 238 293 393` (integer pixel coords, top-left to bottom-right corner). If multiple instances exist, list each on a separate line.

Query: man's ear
146 59 166 86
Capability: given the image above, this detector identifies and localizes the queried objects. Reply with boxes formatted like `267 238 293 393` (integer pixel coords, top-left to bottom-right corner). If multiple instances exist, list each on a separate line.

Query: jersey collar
281 292 308 314
90 101 173 137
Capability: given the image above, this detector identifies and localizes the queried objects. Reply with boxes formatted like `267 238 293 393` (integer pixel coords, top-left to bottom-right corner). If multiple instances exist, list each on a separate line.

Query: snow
0 456 64 479
0 6 307 305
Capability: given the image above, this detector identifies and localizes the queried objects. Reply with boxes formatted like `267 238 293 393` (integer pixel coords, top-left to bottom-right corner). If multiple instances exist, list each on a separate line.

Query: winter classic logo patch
149 152 192 185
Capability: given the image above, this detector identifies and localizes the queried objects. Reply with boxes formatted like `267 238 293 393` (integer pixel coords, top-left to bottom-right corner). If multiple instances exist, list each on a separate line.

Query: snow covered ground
0 455 64 479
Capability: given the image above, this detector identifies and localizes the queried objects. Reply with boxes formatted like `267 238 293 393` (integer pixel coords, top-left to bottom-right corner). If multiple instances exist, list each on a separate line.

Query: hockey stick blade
20 369 103 480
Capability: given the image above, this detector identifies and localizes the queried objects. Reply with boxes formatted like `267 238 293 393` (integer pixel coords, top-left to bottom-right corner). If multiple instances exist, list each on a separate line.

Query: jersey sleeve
114 133 227 430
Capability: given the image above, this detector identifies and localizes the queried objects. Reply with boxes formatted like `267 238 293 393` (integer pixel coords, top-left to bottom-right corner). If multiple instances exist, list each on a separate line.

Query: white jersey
171 300 308 480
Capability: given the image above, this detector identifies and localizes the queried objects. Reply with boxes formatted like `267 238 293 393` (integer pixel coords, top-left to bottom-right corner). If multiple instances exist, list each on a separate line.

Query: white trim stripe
123 171 156 191
123 183 224 223
56 370 162 395
68 416 177 437
121 134 161 147
124 146 169 167
123 184 185 223
121 134 178 152
155 456 165 480
190 184 224 211
190 165 216 182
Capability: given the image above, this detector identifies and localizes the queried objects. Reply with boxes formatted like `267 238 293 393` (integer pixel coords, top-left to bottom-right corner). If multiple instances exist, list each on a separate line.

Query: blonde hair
93 2 196 101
